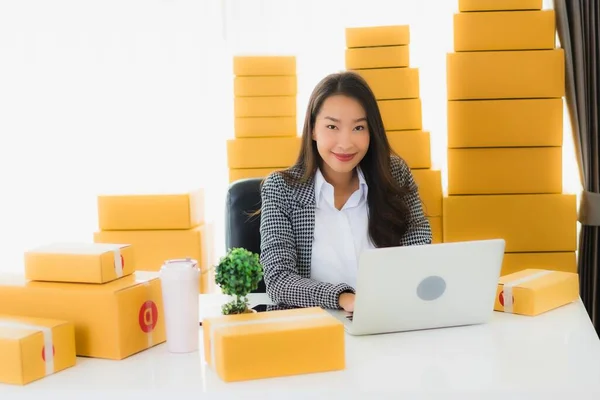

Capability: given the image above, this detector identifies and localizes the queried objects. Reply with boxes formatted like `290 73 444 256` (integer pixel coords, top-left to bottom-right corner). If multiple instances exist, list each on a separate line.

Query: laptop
326 239 506 336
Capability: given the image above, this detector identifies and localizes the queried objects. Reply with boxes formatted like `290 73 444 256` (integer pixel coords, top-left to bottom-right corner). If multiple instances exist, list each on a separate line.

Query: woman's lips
332 152 356 162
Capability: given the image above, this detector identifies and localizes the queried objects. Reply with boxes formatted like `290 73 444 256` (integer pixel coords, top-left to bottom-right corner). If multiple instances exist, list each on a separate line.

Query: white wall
0 0 581 276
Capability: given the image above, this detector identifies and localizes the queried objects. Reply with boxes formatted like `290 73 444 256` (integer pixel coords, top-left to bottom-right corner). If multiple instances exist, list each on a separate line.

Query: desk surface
2 293 600 399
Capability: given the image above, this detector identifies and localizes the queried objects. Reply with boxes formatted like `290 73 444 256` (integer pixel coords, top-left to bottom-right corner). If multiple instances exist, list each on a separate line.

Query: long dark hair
280 71 413 248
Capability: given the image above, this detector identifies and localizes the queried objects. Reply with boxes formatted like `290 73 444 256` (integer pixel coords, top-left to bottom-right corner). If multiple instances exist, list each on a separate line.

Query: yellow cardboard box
412 169 442 217
345 45 409 69
0 315 76 385
355 68 419 100
234 76 297 97
378 99 422 131
502 252 577 276
443 194 577 252
459 0 542 12
234 96 296 118
454 10 555 51
0 273 165 360
234 117 297 138
97 190 204 231
494 269 579 316
346 25 410 48
447 98 563 148
227 137 300 169
387 131 431 169
229 168 279 183
446 49 565 100
94 224 213 293
428 216 443 244
447 147 562 195
203 307 345 382
24 243 135 284
233 56 296 76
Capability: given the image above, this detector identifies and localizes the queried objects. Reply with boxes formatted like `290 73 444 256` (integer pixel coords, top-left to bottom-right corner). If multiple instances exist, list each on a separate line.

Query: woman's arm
391 156 433 246
259 172 354 309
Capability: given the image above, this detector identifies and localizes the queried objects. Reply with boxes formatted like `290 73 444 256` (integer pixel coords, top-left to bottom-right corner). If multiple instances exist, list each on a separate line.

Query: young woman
259 71 432 313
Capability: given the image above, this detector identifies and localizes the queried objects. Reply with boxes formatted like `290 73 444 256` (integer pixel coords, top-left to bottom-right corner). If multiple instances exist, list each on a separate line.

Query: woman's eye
354 125 365 131
326 125 337 130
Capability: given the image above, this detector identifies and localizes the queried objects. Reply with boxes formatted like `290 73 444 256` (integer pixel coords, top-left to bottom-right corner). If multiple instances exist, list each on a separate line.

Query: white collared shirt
310 168 375 290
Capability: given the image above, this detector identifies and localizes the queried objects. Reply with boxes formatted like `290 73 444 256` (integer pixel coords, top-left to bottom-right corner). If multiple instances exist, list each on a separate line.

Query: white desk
2 293 600 399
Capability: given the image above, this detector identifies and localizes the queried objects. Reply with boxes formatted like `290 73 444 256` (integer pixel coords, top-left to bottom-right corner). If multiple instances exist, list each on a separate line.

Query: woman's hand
338 292 355 312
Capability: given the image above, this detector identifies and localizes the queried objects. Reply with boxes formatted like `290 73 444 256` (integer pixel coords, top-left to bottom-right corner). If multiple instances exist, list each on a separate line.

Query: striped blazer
259 154 432 310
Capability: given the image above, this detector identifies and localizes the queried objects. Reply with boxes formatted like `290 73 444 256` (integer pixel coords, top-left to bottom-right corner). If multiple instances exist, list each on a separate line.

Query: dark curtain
554 0 600 336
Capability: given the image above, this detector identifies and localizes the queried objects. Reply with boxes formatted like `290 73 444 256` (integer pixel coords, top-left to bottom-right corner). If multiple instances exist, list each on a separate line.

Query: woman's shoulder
261 164 308 200
389 154 412 185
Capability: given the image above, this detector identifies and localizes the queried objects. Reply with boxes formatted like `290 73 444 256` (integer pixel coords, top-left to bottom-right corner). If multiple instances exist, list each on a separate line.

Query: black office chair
225 178 266 293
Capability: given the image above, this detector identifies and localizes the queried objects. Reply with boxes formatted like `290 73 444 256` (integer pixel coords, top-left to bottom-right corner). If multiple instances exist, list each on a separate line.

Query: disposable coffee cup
159 258 200 353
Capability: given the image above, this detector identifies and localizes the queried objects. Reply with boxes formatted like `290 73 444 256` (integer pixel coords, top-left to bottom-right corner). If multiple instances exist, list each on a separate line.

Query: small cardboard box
459 0 542 12
494 269 579 316
447 147 562 195
97 189 204 231
0 273 165 360
447 98 563 148
203 307 345 382
354 68 419 100
24 242 134 284
233 56 296 76
454 10 555 51
345 45 409 69
234 96 296 118
378 99 422 131
0 315 76 385
227 137 300 169
234 76 297 97
234 116 297 138
446 49 564 100
387 130 431 169
345 25 410 48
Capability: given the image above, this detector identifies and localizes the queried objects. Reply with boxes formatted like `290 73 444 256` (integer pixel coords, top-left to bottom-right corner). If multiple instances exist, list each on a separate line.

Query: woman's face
312 94 370 177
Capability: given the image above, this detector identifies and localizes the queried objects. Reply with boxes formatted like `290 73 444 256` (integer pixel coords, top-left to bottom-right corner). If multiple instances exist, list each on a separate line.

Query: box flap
26 242 131 255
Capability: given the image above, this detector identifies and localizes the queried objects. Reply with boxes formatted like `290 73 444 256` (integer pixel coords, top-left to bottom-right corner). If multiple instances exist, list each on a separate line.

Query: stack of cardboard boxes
93 190 215 293
345 25 443 242
0 242 167 385
444 0 578 275
227 56 301 183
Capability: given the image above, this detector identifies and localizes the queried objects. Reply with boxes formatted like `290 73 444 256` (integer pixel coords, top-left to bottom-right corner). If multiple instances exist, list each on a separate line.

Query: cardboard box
0 273 165 360
355 68 419 100
94 224 213 293
97 190 204 231
502 252 577 276
447 147 562 195
454 10 555 51
459 0 542 12
387 131 431 169
229 168 279 183
345 25 410 48
443 194 577 252
234 117 297 138
234 96 296 118
24 243 135 284
234 76 297 97
378 99 422 131
494 269 579 316
428 216 443 244
446 49 565 100
233 56 296 76
447 98 563 148
412 169 442 217
227 137 300 169
0 315 76 385
345 45 409 69
203 307 345 382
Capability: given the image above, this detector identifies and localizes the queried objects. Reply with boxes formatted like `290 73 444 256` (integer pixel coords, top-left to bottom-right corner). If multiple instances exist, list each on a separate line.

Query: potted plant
214 247 264 315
